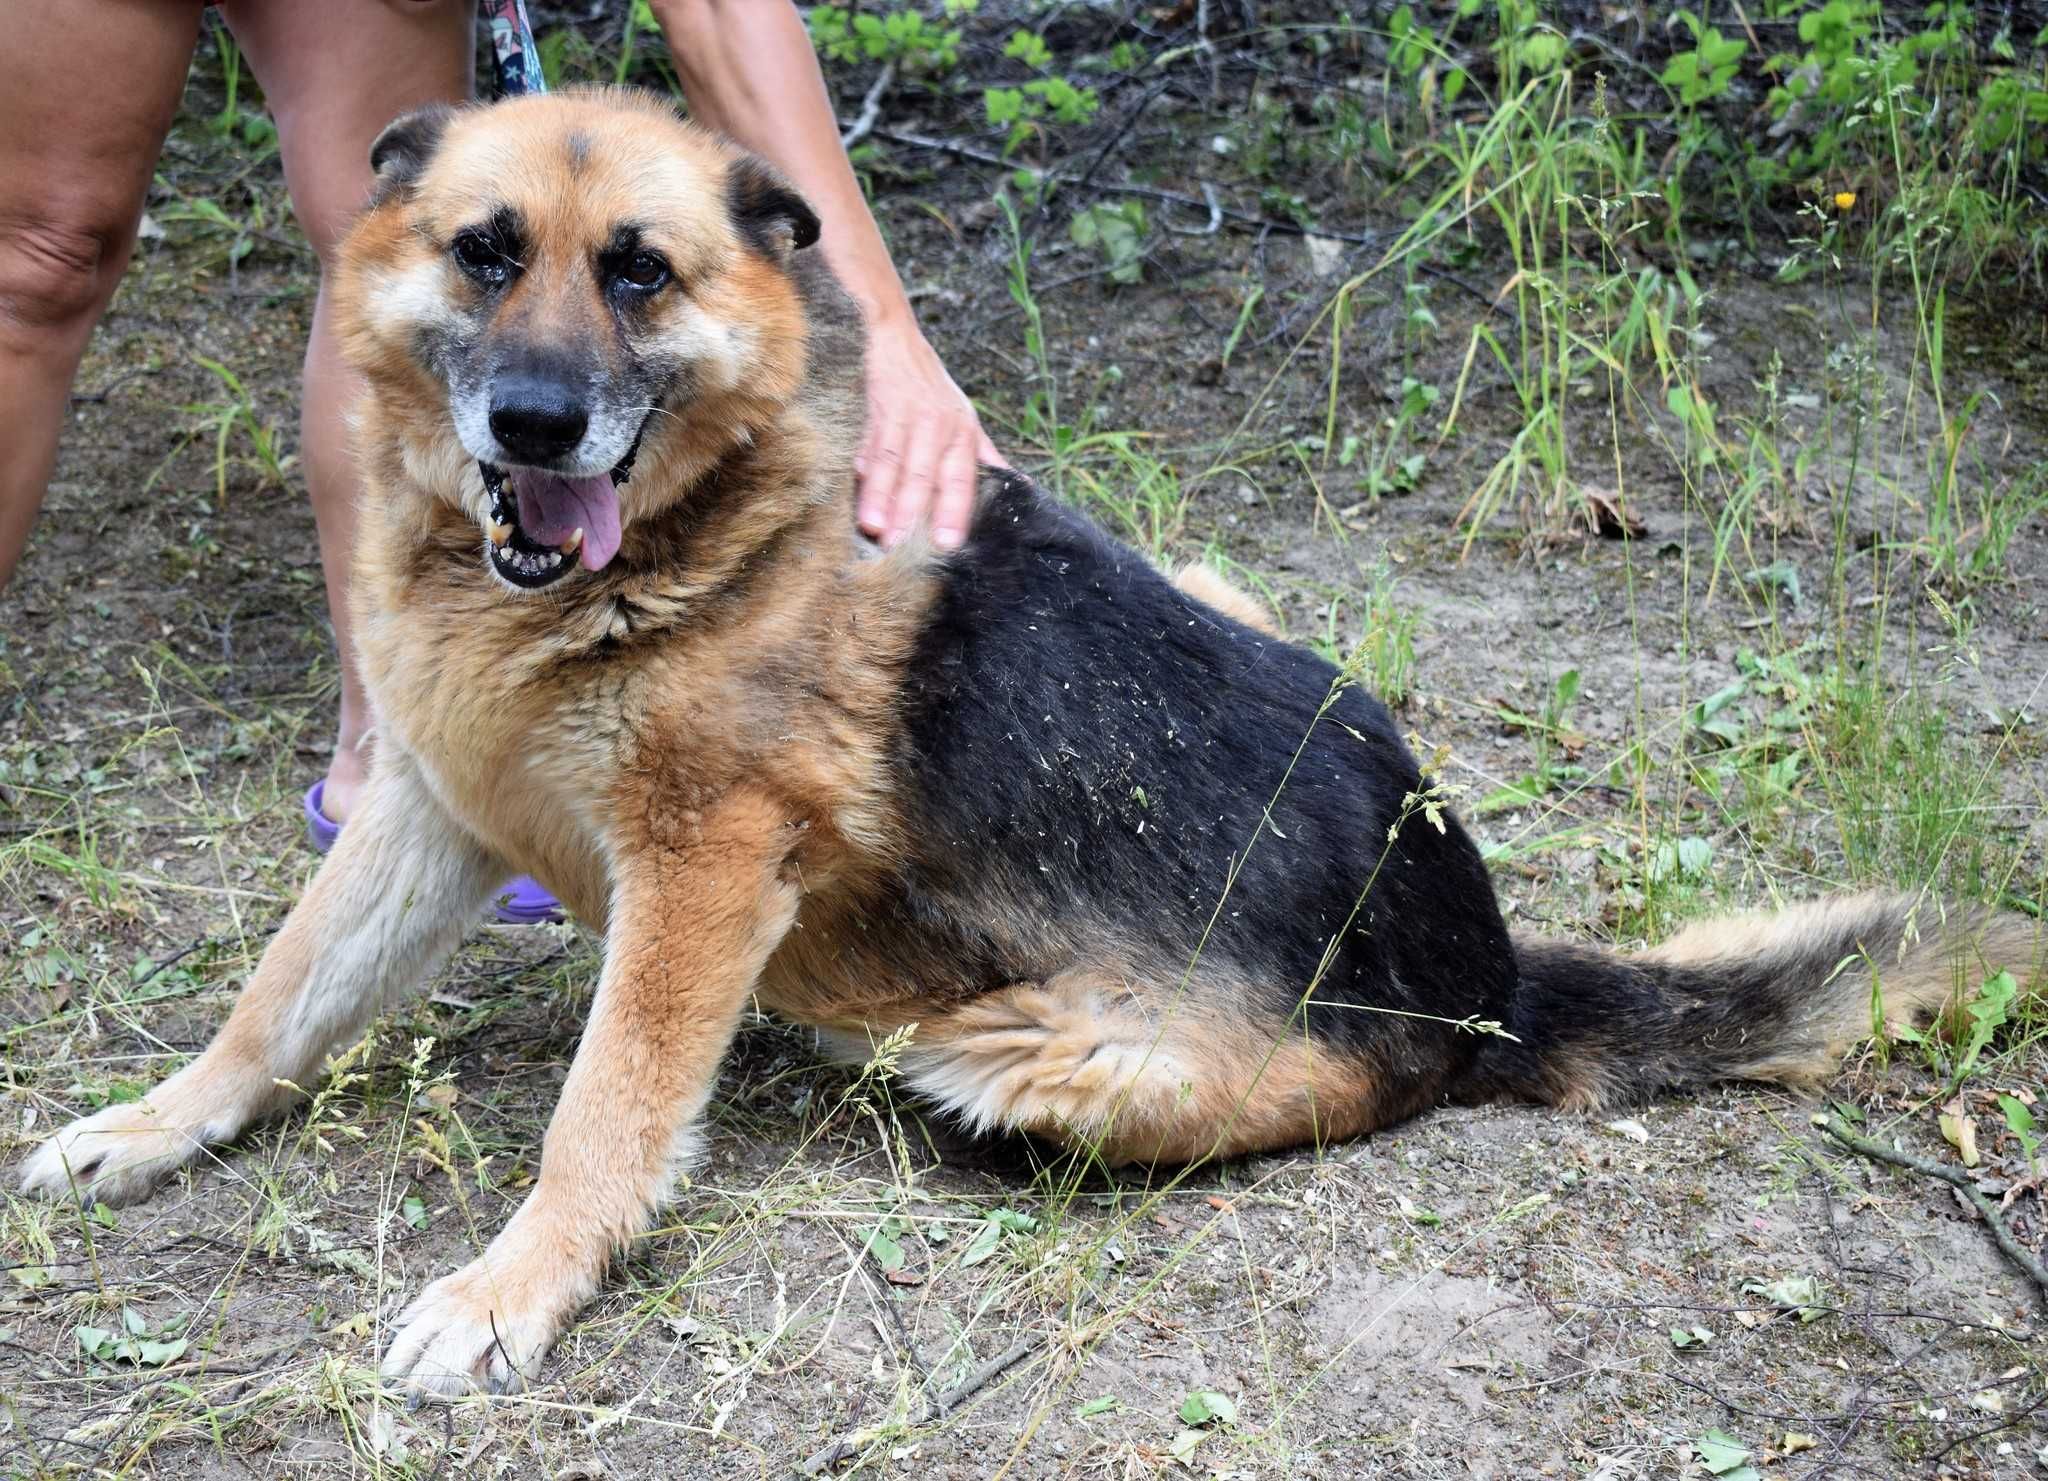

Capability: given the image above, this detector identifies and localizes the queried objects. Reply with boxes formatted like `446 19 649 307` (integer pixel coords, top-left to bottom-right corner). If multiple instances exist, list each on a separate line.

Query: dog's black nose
489 374 589 464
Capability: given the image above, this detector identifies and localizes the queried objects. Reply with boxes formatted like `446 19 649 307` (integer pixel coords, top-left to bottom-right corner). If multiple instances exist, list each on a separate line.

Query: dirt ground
3 7 2046 1478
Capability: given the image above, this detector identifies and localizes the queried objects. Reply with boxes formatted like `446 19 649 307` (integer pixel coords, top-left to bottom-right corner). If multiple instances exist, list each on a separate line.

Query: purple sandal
303 781 564 925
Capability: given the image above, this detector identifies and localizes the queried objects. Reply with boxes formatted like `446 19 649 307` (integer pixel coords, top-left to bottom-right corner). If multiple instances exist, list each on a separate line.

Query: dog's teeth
559 528 583 558
544 551 561 567
487 519 514 547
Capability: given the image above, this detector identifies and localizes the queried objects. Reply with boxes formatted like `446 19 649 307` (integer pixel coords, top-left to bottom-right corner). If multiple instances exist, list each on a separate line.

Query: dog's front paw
18 1099 214 1205
381 1256 583 1399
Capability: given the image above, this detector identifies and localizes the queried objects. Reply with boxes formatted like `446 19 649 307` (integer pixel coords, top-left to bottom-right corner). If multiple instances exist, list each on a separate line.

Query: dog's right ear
369 105 455 204
726 156 821 255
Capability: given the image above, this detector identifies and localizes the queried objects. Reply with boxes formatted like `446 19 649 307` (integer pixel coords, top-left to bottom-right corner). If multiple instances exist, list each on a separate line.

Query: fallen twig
864 126 1372 245
859 126 1509 315
1816 1113 2048 1307
839 62 895 150
1069 73 1178 203
67 366 161 406
1159 181 1223 238
800 1334 1044 1474
1921 1390 2048 1467
923 1336 1041 1421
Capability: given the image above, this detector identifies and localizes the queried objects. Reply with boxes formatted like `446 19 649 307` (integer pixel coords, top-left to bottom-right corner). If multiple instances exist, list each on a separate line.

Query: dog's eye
451 230 509 285
615 251 670 293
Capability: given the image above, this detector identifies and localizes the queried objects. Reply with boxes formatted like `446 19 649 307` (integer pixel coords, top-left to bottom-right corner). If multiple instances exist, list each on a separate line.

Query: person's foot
316 739 370 826
490 876 567 925
302 781 563 925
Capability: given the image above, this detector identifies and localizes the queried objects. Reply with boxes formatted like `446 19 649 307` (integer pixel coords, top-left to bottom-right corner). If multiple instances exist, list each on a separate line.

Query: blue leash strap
482 0 547 99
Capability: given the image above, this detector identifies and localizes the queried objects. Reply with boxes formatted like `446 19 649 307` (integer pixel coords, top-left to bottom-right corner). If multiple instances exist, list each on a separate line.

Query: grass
3 3 2046 1476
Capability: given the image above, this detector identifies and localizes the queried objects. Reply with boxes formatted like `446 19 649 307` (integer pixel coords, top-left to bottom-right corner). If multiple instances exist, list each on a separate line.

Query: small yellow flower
1833 190 1858 211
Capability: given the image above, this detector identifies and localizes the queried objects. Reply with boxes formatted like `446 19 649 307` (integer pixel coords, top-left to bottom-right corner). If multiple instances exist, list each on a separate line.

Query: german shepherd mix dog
22 90 2042 1395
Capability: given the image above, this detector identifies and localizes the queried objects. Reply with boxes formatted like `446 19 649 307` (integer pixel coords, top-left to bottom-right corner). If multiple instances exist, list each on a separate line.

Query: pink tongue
510 470 622 572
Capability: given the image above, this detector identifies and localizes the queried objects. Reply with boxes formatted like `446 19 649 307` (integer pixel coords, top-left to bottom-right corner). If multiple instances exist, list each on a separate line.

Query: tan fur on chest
352 442 928 929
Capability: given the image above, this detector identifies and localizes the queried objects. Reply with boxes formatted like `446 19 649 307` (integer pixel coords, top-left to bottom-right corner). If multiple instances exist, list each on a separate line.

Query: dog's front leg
380 785 800 1398
18 750 504 1205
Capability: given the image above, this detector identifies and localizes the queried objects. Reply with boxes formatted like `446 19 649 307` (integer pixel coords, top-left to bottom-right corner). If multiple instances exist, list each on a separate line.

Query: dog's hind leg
902 971 1387 1166
381 783 801 1397
18 749 504 1206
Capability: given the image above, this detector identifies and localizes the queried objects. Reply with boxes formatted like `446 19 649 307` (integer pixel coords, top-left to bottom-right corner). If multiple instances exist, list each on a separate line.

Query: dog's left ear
727 157 821 255
369 104 455 204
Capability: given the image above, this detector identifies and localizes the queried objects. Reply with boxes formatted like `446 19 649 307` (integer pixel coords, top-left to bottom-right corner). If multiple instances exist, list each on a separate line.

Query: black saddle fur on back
887 472 1520 1112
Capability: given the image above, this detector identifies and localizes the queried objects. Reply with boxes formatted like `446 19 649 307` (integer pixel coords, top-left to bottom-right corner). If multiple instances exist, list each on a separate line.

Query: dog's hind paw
17 1100 213 1206
381 1257 579 1400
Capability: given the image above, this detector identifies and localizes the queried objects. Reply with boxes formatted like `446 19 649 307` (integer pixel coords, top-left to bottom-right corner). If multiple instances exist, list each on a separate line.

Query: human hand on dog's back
652 0 1006 553
854 312 1006 552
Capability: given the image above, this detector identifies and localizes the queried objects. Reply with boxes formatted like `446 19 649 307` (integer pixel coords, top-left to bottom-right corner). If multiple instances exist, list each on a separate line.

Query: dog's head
338 88 820 591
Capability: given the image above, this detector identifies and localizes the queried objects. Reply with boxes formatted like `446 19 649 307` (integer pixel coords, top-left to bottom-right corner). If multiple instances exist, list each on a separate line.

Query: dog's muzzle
476 429 644 591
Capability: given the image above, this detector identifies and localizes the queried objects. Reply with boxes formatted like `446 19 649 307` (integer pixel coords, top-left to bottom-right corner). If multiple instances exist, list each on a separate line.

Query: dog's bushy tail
1463 893 2045 1110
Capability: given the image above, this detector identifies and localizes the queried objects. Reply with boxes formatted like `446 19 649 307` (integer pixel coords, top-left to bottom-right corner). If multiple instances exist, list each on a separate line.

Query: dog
21 88 2042 1397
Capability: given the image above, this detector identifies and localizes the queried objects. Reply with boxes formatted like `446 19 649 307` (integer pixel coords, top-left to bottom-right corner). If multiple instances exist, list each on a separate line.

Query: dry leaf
1583 487 1645 540
1939 1097 1980 1167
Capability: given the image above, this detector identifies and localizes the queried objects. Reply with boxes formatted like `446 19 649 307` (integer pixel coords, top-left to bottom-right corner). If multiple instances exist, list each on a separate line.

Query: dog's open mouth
478 445 639 589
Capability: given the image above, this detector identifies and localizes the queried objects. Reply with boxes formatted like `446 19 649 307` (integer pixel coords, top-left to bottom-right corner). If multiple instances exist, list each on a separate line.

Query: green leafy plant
1384 3 1472 120
1068 200 1147 284
808 4 962 73
1661 11 1748 106
174 356 293 507
76 1308 189 1369
205 28 279 159
997 191 1072 489
986 76 1100 155
153 195 267 271
1950 970 2017 1087
862 1214 912 1271
1177 1389 1236 1426
1998 1094 2041 1170
960 1207 1036 1266
1478 669 1586 814
1694 1428 1761 1481
1002 28 1052 70
1340 375 1439 499
1258 187 1315 228
1974 69 2048 152
1357 558 1420 707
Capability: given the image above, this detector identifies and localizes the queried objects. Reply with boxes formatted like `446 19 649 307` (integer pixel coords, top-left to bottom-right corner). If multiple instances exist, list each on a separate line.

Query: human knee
0 208 134 336
278 170 362 267
0 211 133 331
272 101 441 263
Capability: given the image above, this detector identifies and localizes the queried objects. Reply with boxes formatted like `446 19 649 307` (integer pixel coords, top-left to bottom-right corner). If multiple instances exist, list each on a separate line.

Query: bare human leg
223 0 474 822
0 0 201 590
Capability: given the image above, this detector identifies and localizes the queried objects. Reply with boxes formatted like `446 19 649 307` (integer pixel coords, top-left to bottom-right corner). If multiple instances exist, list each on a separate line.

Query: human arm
651 0 1003 549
